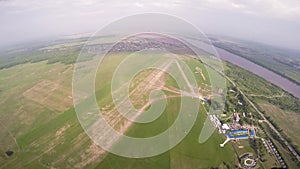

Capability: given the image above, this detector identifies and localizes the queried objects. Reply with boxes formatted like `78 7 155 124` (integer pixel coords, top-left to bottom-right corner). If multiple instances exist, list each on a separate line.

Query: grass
0 51 273 168
260 150 281 168
92 54 236 168
0 61 89 168
96 98 235 169
0 61 73 150
258 103 300 152
225 62 300 113
224 61 300 168
261 122 299 169
232 140 255 157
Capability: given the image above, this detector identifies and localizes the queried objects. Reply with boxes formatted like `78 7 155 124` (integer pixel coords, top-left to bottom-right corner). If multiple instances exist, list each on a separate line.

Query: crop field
1 48 296 168
0 51 239 169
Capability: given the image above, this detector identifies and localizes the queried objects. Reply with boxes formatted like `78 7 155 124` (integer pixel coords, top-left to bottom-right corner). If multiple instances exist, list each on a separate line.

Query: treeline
266 96 300 113
215 42 300 86
225 63 300 113
0 47 88 69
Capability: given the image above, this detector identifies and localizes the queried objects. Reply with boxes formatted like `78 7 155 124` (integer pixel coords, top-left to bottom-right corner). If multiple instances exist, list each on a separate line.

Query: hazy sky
0 0 299 50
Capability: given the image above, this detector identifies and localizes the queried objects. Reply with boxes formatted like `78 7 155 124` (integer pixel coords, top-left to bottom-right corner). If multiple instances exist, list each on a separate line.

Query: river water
215 48 300 99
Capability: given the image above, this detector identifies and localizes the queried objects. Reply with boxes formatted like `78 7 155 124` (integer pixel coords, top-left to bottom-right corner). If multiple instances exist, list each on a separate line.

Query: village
205 87 287 169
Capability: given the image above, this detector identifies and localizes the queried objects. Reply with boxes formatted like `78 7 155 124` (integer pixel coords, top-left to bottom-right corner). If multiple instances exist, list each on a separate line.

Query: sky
0 0 299 50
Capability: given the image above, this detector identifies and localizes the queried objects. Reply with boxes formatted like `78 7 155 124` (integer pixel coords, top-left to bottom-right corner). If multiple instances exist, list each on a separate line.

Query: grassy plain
0 61 105 169
1 34 299 168
94 53 236 168
259 103 300 151
0 53 237 168
1 51 297 168
261 122 299 169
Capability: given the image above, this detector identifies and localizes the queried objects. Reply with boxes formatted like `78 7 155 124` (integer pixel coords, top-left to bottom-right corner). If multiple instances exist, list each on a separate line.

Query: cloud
0 0 299 49
196 0 300 21
1 0 299 21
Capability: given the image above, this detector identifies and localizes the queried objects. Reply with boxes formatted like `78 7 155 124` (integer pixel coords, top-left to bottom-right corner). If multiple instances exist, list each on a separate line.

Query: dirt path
118 60 175 133
0 119 20 151
103 60 174 123
89 57 203 155
196 67 206 81
247 92 285 98
174 60 198 97
86 59 177 155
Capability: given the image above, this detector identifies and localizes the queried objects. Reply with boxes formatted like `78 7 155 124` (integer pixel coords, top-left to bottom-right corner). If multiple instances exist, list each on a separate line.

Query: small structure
209 115 222 133
220 137 231 147
221 124 230 133
229 89 236 93
233 113 240 123
240 153 257 168
5 151 14 157
222 124 230 130
243 112 246 117
221 114 226 117
220 129 255 147
226 129 255 140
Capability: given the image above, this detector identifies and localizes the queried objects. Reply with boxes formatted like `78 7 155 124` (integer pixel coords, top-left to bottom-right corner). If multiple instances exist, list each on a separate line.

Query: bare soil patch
23 80 72 112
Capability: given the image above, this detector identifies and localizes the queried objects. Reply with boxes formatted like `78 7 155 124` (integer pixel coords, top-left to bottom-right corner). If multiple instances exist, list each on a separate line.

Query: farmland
0 49 238 168
0 34 299 168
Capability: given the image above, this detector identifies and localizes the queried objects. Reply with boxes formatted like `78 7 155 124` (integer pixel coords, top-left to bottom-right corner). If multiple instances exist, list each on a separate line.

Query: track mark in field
23 80 72 112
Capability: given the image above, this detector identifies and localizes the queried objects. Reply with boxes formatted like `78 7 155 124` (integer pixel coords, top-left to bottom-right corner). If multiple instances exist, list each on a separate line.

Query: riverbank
216 47 300 99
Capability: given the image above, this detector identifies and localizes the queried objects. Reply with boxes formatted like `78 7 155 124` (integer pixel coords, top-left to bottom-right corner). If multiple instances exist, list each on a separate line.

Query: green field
0 51 240 168
1 35 298 168
93 53 236 168
95 98 235 169
259 103 300 152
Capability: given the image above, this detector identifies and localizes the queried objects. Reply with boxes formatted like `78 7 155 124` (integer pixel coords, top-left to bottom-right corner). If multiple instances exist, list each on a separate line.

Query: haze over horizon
1 0 300 50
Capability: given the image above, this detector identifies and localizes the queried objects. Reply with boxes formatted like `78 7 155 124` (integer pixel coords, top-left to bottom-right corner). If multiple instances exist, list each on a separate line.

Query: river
215 48 300 99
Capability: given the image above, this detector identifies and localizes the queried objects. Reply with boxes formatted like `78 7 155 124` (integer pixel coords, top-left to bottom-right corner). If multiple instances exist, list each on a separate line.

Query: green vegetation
213 36 300 85
225 62 300 168
1 35 299 168
259 104 300 152
261 122 300 168
96 99 235 169
0 46 93 70
93 54 235 168
225 63 300 113
0 52 238 168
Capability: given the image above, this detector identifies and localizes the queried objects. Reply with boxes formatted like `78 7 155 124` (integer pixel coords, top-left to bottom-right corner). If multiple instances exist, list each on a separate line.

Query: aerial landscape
0 1 300 169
